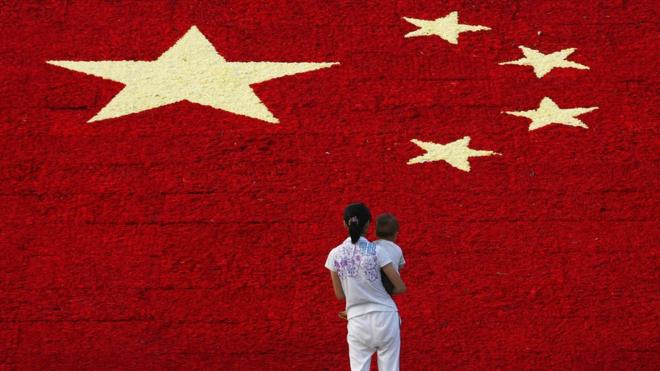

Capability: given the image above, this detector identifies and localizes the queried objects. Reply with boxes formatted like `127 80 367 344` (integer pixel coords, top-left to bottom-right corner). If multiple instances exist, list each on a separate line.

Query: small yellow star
408 136 500 172
403 11 490 45
504 97 598 131
499 46 589 78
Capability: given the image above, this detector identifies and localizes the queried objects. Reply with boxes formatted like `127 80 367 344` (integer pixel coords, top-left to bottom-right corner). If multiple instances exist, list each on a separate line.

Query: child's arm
330 271 345 300
382 263 407 295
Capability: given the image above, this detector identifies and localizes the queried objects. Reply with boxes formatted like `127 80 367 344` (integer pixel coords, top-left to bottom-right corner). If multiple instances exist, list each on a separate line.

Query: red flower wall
0 1 657 369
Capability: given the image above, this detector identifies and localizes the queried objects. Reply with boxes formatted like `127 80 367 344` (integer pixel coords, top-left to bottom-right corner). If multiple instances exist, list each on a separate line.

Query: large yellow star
408 136 500 172
403 11 490 45
505 97 598 131
47 26 338 123
499 46 589 78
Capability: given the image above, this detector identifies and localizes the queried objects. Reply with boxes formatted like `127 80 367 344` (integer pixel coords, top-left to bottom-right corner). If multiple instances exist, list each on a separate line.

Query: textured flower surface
1 0 657 370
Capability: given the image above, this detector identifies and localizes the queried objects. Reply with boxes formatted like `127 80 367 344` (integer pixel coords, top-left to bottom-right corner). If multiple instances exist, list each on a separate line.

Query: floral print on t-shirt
333 239 380 282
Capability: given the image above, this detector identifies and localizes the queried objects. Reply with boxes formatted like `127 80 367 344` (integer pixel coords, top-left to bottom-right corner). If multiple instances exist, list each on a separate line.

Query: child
339 213 405 319
374 213 406 293
325 203 407 371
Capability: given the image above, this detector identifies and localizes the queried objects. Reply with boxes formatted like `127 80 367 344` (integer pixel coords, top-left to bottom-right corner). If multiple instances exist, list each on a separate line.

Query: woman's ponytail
343 203 372 244
348 217 362 244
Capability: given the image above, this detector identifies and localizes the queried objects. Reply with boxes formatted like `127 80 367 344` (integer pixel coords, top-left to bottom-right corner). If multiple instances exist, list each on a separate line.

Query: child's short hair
376 213 399 239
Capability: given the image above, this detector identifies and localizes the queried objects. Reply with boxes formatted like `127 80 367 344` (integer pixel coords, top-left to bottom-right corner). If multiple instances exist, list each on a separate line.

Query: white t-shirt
373 239 405 273
325 236 398 320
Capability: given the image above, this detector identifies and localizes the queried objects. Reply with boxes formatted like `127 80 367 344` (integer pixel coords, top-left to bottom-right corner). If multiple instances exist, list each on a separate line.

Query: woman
324 202 407 371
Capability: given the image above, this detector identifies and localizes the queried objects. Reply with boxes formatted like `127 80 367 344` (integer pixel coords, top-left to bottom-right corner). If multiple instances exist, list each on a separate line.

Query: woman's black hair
343 203 372 244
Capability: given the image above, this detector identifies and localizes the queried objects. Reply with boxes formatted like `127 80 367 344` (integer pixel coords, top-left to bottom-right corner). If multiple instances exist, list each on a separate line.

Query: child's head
376 213 399 242
343 202 372 244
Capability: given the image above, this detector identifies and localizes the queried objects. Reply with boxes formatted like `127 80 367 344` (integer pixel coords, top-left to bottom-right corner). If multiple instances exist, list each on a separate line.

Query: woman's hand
382 263 407 295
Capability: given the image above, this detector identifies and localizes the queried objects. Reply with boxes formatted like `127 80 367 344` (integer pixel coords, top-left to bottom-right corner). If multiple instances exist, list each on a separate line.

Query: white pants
347 311 401 371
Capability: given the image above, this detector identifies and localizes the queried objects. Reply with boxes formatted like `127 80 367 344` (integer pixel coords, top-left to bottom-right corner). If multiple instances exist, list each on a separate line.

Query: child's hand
338 310 347 320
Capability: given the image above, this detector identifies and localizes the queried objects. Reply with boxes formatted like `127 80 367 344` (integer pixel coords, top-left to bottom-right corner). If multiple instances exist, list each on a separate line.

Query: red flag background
1 0 658 369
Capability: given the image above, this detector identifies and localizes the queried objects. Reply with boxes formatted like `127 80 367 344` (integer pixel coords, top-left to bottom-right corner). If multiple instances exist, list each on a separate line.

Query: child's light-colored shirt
373 239 405 273
325 236 398 320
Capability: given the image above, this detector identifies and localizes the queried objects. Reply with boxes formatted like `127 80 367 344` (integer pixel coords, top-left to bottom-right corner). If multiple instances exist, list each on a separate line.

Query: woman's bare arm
382 263 407 295
330 271 345 300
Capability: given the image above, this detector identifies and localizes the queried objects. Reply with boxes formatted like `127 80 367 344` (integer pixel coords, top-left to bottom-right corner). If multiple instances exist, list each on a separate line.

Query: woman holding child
324 202 407 371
